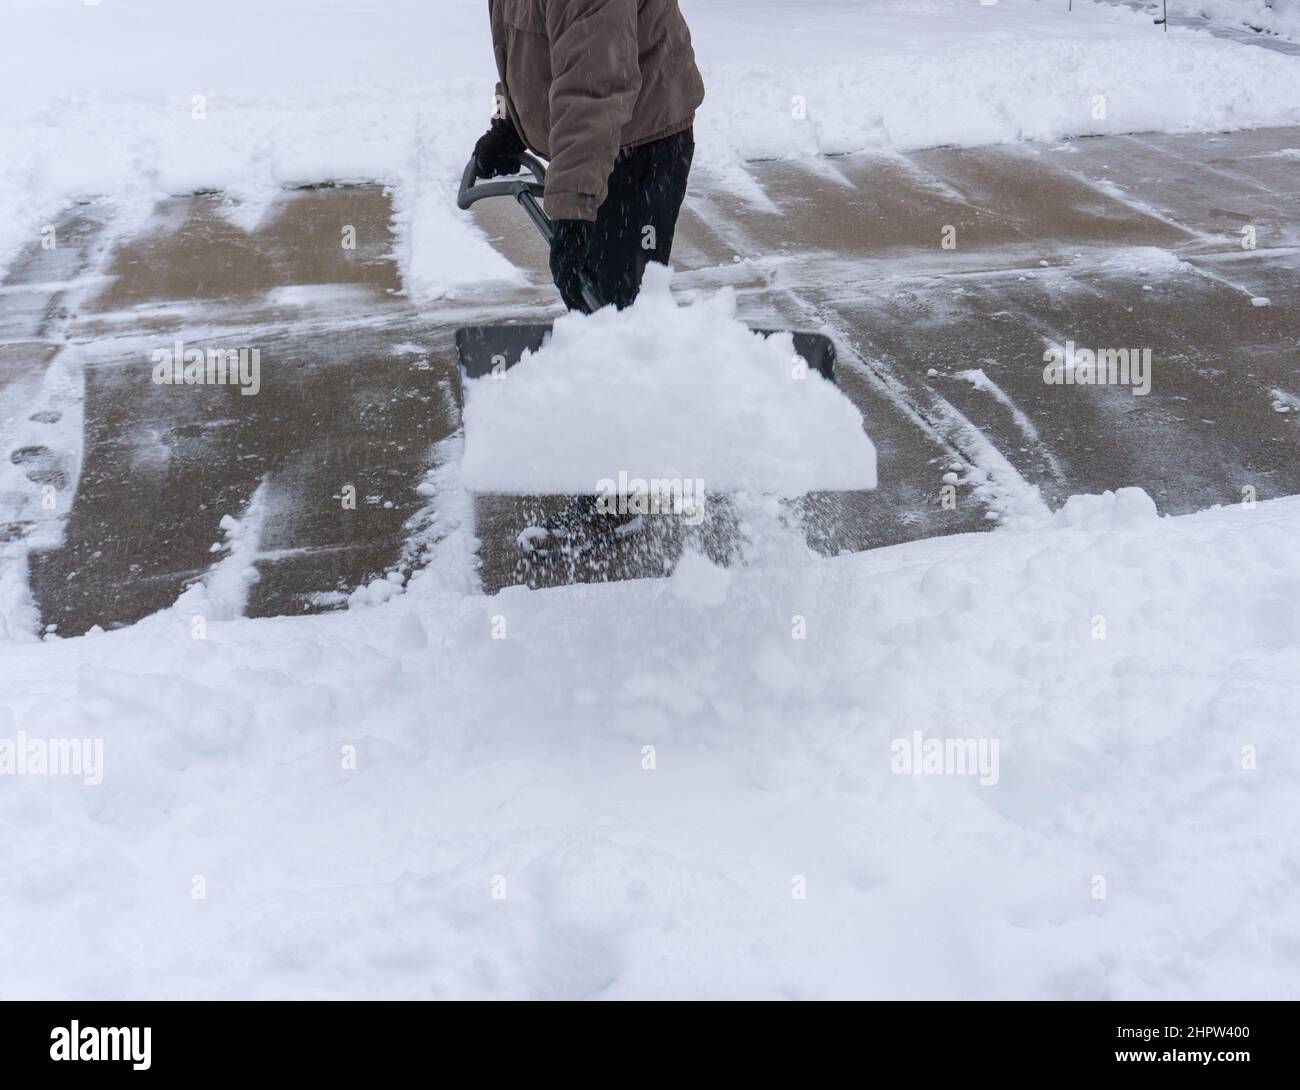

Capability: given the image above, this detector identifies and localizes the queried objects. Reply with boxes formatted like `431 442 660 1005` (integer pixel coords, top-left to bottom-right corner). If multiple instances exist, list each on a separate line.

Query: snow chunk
1058 487 1160 530
461 266 877 496
669 549 732 608
954 368 994 391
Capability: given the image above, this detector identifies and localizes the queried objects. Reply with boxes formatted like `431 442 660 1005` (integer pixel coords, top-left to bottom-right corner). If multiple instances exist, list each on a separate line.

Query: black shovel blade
455 324 553 380
454 325 836 383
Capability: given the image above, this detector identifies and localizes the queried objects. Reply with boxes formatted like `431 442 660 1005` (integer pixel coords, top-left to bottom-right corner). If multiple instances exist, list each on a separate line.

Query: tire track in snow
686 173 1051 527
952 367 1069 483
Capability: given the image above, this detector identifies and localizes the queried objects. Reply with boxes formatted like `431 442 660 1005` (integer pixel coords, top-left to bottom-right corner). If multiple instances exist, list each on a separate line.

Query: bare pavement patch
1 129 1297 636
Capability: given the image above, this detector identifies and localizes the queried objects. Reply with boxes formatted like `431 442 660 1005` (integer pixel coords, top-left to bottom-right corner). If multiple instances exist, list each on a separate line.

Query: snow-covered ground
4 0 1300 295
3 1 1300 1000
2 489 1297 998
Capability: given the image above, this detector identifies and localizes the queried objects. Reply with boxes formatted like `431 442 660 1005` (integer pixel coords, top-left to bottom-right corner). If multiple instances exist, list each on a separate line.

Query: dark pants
584 128 695 310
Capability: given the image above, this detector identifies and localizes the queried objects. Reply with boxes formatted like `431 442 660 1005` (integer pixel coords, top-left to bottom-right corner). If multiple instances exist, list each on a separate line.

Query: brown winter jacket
489 0 705 221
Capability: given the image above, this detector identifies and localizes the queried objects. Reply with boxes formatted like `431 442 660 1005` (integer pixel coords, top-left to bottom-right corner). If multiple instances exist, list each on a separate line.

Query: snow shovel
453 151 838 382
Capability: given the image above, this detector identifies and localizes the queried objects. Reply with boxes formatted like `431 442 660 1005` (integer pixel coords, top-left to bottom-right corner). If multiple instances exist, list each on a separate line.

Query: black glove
549 219 595 313
473 115 526 179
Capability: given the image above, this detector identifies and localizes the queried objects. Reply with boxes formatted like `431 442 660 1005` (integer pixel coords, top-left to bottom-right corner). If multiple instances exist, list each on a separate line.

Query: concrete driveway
2 126 1296 634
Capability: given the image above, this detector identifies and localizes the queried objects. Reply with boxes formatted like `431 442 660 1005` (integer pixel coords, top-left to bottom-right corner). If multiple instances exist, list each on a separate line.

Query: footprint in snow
9 445 68 489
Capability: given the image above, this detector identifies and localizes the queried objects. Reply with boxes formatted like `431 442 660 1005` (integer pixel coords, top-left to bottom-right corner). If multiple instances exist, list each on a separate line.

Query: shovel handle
456 151 548 210
457 153 606 314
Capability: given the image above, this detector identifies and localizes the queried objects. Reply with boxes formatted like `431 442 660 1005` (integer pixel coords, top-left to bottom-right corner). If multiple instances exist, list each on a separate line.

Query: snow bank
2 488 1298 998
4 0 1300 290
698 7 1300 165
460 266 875 495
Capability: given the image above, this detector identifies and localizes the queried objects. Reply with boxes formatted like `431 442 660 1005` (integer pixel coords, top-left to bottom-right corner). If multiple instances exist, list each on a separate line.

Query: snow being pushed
460 265 877 496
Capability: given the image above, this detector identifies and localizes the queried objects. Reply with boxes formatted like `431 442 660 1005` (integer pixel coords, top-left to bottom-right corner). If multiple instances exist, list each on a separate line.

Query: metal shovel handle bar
457 152 606 314
457 151 547 212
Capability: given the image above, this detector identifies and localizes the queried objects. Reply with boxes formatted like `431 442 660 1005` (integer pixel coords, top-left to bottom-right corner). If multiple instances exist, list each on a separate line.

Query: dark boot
518 496 645 558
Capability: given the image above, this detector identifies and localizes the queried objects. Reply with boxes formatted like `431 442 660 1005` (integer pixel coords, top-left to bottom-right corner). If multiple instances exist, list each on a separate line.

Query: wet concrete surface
814 262 1296 514
28 321 452 632
92 188 402 313
1 127 1296 631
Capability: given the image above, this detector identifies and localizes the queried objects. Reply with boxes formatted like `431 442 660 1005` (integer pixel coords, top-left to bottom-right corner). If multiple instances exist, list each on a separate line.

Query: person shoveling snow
458 3 868 563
